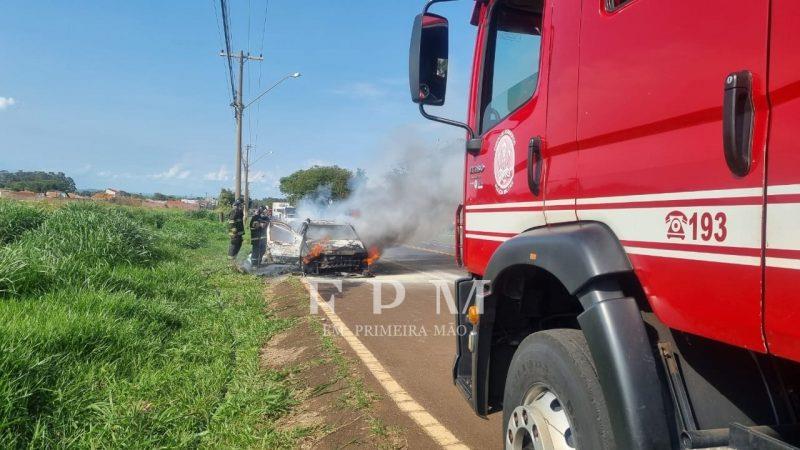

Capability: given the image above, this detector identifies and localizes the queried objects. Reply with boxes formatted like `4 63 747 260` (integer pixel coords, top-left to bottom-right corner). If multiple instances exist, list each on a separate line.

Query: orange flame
364 246 381 266
303 239 329 264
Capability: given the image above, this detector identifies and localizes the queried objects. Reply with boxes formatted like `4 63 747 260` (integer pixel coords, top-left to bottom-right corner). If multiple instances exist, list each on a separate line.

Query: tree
78 189 101 197
279 166 353 205
0 170 77 193
218 188 235 207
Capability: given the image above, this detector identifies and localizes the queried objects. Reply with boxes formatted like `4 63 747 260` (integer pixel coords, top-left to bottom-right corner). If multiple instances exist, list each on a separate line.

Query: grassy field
0 200 299 448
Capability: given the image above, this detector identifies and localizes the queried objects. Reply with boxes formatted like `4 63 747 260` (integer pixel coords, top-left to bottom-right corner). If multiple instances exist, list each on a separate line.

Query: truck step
729 423 800 450
455 375 472 402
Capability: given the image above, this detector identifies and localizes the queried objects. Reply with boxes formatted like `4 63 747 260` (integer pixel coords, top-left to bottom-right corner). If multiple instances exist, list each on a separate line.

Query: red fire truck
409 0 800 448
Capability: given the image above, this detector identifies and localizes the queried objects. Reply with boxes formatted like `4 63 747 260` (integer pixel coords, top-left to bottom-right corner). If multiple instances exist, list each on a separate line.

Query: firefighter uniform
249 208 269 266
227 201 245 259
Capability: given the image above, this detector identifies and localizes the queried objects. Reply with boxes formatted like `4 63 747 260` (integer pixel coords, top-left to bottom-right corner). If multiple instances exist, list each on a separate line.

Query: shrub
0 200 46 244
0 201 289 448
185 209 217 221
29 202 155 266
0 203 156 298
0 246 50 296
157 216 220 250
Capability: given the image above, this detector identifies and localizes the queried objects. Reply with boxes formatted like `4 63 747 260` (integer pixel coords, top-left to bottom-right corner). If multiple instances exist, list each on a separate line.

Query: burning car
265 219 376 274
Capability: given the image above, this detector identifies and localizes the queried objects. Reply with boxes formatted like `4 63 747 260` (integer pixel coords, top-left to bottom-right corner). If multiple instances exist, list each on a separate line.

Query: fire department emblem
493 130 515 195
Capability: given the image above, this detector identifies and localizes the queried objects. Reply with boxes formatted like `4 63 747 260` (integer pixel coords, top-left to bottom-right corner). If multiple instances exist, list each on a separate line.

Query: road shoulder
262 275 437 449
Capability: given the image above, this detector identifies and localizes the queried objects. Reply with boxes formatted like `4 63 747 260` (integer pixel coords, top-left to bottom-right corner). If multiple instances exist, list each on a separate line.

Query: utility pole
243 144 253 217
243 145 273 221
219 50 263 201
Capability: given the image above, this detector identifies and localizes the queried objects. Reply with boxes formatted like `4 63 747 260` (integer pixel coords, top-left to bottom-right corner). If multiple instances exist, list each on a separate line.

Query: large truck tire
503 329 614 450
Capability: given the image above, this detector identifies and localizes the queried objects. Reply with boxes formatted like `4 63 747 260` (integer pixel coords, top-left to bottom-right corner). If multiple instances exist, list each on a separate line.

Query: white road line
380 258 462 282
403 244 455 257
300 278 470 450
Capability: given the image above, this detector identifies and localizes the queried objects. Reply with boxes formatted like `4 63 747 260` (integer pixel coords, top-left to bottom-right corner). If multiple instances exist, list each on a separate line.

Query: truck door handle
722 71 754 177
528 136 543 196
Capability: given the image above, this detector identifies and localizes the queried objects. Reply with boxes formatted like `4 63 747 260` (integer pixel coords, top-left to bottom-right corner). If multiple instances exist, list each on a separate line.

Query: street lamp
237 71 299 215
245 72 302 110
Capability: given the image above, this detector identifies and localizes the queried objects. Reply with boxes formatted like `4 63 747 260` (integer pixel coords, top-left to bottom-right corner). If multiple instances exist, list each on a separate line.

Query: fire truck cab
410 0 800 448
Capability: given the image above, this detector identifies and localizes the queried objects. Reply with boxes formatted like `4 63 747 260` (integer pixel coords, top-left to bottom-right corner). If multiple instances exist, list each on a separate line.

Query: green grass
0 201 297 448
0 200 46 245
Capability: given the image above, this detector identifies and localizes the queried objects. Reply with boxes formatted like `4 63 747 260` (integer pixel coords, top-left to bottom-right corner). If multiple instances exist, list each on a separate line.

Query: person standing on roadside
249 206 270 267
227 198 245 259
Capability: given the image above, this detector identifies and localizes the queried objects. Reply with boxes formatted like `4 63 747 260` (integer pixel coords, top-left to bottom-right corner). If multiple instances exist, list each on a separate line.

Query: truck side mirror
409 12 449 106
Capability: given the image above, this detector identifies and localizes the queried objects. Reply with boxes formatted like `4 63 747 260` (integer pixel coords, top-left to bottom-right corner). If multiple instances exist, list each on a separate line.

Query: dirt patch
261 331 311 368
261 276 417 449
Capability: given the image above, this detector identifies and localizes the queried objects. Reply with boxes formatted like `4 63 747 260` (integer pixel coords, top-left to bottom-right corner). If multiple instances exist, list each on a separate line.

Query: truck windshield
480 1 543 133
306 224 358 241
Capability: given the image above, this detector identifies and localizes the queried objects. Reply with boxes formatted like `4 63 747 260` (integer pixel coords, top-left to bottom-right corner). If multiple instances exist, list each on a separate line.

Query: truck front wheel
503 329 614 450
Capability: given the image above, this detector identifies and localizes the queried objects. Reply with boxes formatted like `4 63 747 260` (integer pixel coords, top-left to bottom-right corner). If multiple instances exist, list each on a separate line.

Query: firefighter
249 206 270 267
227 198 244 259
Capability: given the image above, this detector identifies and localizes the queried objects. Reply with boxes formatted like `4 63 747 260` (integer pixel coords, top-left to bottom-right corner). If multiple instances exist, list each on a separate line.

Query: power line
220 0 236 104
247 0 252 52
211 0 234 107
253 0 271 149
246 0 254 148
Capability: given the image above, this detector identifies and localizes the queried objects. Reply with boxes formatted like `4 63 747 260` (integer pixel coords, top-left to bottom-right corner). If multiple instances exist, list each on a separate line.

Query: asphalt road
308 244 501 449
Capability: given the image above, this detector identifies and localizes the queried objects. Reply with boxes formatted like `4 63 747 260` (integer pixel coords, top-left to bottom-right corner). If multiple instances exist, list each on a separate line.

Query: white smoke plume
296 130 464 249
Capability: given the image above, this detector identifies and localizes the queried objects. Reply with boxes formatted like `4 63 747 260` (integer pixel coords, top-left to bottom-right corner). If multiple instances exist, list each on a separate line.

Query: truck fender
479 221 673 450
482 221 630 296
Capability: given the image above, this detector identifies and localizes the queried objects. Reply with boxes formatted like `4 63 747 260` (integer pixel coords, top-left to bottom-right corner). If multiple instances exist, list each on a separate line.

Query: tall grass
0 201 294 448
0 200 46 244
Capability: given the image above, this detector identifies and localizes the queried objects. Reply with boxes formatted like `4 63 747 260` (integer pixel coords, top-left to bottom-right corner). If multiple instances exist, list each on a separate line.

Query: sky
0 0 477 198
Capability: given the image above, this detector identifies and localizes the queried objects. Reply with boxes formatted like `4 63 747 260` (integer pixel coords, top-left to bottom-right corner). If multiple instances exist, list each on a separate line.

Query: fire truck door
764 0 800 362
464 0 549 274
575 0 769 351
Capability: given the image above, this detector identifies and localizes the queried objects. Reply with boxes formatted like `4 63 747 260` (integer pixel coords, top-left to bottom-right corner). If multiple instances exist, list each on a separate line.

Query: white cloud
331 82 385 99
152 164 190 180
0 97 16 110
97 170 133 180
204 165 230 181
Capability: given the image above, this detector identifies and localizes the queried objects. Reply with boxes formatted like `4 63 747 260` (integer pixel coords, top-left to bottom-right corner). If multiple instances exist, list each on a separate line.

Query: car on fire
265 219 371 274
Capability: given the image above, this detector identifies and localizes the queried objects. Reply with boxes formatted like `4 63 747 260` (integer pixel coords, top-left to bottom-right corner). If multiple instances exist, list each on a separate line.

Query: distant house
105 188 121 197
